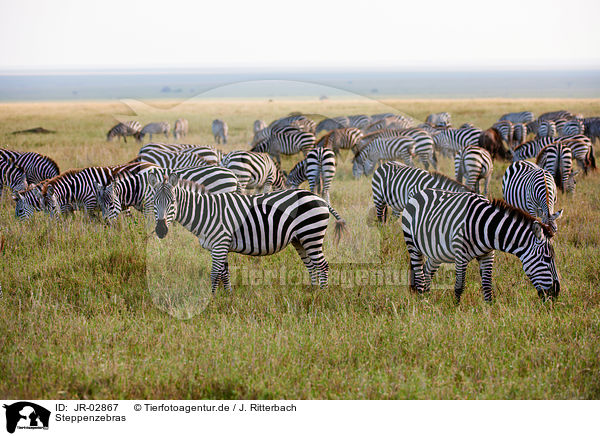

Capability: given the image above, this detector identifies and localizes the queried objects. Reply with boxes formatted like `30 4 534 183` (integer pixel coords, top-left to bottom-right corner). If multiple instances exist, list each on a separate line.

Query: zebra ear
148 172 159 187
552 209 564 221
168 173 179 186
532 221 545 241
12 191 22 201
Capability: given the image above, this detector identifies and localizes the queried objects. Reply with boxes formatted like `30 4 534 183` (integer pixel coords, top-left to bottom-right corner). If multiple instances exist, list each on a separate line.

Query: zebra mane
490 198 555 237
176 178 207 194
429 171 473 192
40 169 82 193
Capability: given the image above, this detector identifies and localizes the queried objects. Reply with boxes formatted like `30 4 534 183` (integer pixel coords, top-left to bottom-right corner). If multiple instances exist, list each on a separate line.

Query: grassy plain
0 97 599 399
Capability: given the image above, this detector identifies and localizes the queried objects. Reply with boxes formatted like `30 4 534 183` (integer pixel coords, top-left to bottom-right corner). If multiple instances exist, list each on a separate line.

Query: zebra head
95 181 120 222
12 185 45 220
148 172 180 239
42 184 61 218
537 208 563 233
521 221 561 300
0 157 28 192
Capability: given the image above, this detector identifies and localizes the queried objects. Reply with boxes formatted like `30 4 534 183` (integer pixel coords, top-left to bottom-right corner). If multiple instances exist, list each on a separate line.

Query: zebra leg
423 258 442 293
477 251 495 302
209 248 229 294
454 258 469 303
291 240 318 285
303 242 329 288
221 261 232 293
374 197 388 223
404 235 425 293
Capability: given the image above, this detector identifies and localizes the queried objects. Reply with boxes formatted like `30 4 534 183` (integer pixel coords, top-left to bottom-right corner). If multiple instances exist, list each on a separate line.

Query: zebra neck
173 187 213 233
480 206 533 257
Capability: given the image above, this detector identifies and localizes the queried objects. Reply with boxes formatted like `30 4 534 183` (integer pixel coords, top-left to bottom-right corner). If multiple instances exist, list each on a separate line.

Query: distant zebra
212 119 228 144
251 129 315 165
512 123 528 148
315 116 348 134
352 136 416 178
316 127 364 155
454 145 493 195
365 115 413 133
0 147 59 192
560 119 584 136
0 156 27 195
539 110 573 121
173 118 189 140
221 151 286 193
136 143 223 166
346 115 371 129
371 162 471 223
149 175 346 291
269 115 316 133
253 120 267 134
426 112 451 127
560 134 596 173
402 189 560 302
502 161 562 232
492 120 514 147
512 137 557 161
499 111 535 124
107 121 141 142
136 122 170 142
432 127 481 156
537 120 557 138
536 142 577 193
286 147 336 203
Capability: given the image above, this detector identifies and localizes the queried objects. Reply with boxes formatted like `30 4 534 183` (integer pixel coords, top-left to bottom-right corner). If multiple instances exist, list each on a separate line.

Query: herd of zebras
2 109 599 303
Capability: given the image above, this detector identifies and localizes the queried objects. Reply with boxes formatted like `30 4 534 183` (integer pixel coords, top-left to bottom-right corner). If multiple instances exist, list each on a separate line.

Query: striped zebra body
512 137 557 161
346 115 371 129
560 119 584 136
363 127 437 170
426 112 452 127
492 120 514 147
370 113 395 122
401 189 560 302
454 145 493 195
512 123 528 148
502 161 562 232
316 127 364 155
560 134 596 173
536 143 577 193
251 129 316 165
149 176 346 291
352 136 416 178
499 111 535 124
305 148 336 204
253 120 267 134
137 143 222 165
537 120 557 138
0 147 60 187
539 110 573 121
0 155 28 195
137 122 170 142
173 119 189 140
432 127 481 156
221 151 286 193
315 117 349 134
371 162 471 222
365 116 413 133
107 121 141 142
269 115 317 133
212 119 228 144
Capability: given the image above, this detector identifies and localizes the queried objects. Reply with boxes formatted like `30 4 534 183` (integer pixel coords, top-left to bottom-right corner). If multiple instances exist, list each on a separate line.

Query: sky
1 0 599 72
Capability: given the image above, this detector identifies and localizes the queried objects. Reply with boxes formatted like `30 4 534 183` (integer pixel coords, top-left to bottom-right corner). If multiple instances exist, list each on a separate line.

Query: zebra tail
432 149 438 168
589 145 597 170
327 204 347 246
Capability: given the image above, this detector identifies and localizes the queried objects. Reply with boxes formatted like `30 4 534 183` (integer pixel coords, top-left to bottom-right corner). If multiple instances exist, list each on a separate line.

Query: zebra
460 122 476 129
371 162 471 223
401 189 560 302
370 113 396 122
346 115 371 129
148 174 347 291
364 116 413 133
426 112 452 127
0 155 28 196
286 147 336 204
269 115 317 133
512 137 558 161
251 129 316 165
583 117 600 144
136 143 223 166
512 123 528 148
499 111 535 124
560 134 596 173
173 118 189 140
539 110 573 121
221 151 286 193
253 120 267 134
492 120 514 147
502 161 562 232
352 136 416 178
212 119 228 144
560 119 584 136
12 183 46 220
96 161 240 222
315 116 349 134
537 120 557 138
454 145 493 195
316 127 364 155
536 142 578 193
107 121 141 142
431 127 481 156
0 147 60 188
136 122 170 142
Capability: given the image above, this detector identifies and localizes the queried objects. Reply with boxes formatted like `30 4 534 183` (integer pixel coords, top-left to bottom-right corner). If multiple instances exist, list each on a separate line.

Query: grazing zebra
253 120 267 134
397 127 437 170
364 116 413 133
0 147 60 186
212 119 228 144
560 134 596 173
539 110 573 121
560 119 584 136
12 183 46 220
426 112 451 127
286 148 336 204
537 120 557 138
173 118 189 140
251 129 315 165
502 161 562 232
371 162 471 223
149 174 346 291
402 189 560 302
492 120 514 147
512 137 557 161
536 143 578 193
454 145 493 195
136 122 170 142
96 161 239 222
221 151 286 193
512 123 528 148
0 156 28 195
352 136 416 178
106 121 141 142
136 143 223 166
432 127 481 156
346 114 371 129
315 116 349 134
499 111 535 124
269 115 317 133
316 127 364 155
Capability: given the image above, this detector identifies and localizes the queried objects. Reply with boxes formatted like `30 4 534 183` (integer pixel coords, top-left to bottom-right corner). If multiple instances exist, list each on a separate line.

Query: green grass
1 98 599 399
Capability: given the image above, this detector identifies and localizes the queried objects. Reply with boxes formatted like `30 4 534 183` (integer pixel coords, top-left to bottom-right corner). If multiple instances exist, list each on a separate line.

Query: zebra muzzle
156 219 168 239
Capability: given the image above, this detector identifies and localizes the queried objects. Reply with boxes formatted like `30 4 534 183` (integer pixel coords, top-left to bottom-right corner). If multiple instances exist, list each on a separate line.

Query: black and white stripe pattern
454 145 493 195
364 115 413 133
499 111 535 124
512 123 528 148
149 176 346 292
431 127 481 156
537 120 557 138
137 122 170 142
106 121 141 142
0 147 60 188
502 161 562 232
536 142 577 193
173 119 189 140
512 137 557 161
539 110 573 121
251 129 316 165
352 136 416 178
402 189 560 302
286 148 336 204
316 127 364 155
221 151 286 193
371 162 471 222
269 115 317 133
212 119 228 144
136 143 223 166
560 119 584 136
492 120 514 147
0 155 28 195
426 112 451 127
560 134 596 173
